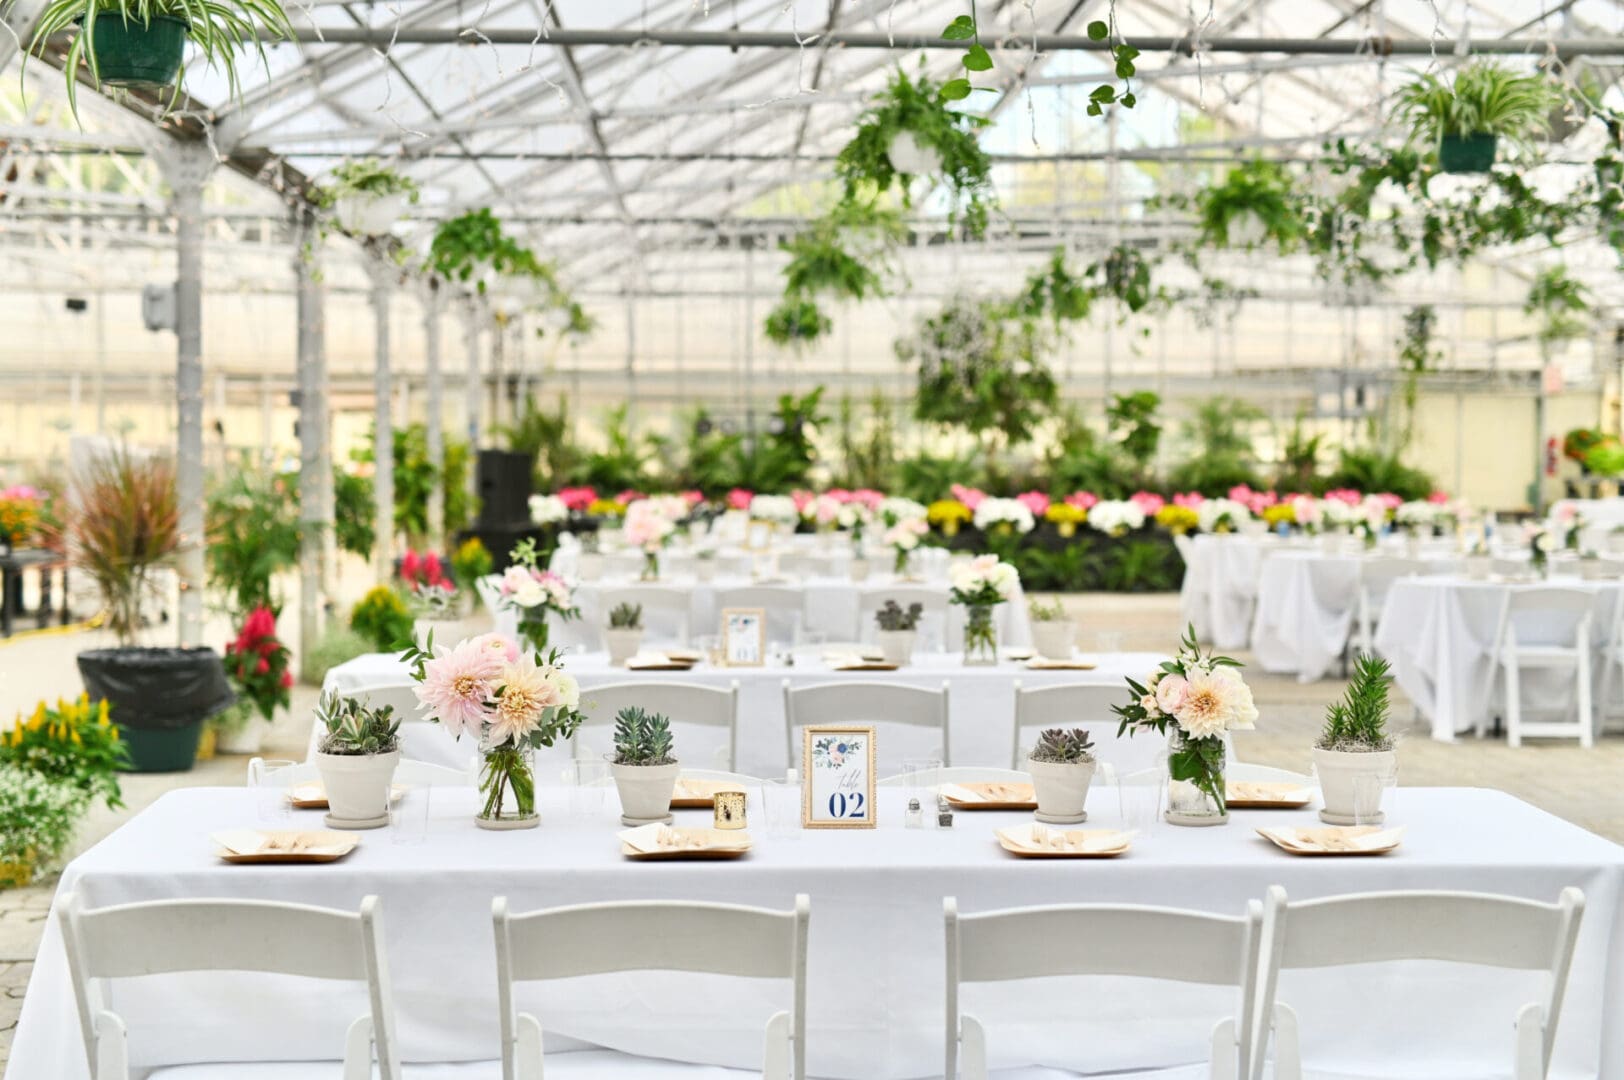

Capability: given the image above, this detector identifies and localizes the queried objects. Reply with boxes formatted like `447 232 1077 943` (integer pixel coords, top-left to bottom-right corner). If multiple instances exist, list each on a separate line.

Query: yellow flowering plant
1155 504 1200 535
927 499 972 536
587 498 627 518
1262 503 1297 529
0 694 130 810
0 487 41 546
1044 502 1088 538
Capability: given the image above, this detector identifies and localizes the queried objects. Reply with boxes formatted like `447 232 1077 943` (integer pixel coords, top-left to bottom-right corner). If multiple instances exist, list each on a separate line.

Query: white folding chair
784 680 951 771
59 892 399 1080
575 680 740 770
1595 591 1624 733
1481 587 1596 748
1010 681 1124 770
1350 557 1429 655
715 586 808 647
877 766 1030 787
492 895 811 1080
856 585 951 649
598 585 692 647
340 682 426 721
946 897 1261 1080
1251 886 1585 1080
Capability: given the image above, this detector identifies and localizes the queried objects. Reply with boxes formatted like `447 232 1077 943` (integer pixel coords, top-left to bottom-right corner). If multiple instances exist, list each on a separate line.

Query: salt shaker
905 798 924 829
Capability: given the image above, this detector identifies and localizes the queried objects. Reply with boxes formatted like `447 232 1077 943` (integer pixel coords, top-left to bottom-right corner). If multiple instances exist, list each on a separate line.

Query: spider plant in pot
1312 655 1397 826
874 599 923 666
72 450 234 773
1026 728 1096 825
28 0 293 125
1395 61 1560 174
604 601 644 666
609 706 678 827
312 691 401 829
1028 597 1075 660
321 159 419 238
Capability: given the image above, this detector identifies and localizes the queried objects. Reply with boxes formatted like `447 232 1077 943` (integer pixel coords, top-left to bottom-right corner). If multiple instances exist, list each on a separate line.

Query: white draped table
1179 533 1272 650
9 787 1622 1080
321 650 1169 778
1375 577 1623 740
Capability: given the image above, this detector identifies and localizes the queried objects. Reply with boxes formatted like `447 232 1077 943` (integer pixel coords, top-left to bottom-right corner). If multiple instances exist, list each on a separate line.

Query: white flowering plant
884 517 929 573
0 764 87 878
1394 500 1441 530
749 495 800 526
1087 499 1146 537
948 554 1019 607
972 497 1035 536
528 494 569 526
1113 624 1258 815
878 497 928 526
1197 498 1249 534
837 501 873 542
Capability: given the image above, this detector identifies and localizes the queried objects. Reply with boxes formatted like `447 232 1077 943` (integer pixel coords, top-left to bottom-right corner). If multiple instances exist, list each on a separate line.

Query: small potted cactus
1027 727 1096 825
1028 598 1075 660
1312 655 1397 825
604 602 644 666
610 706 680 826
874 599 923 666
312 690 401 829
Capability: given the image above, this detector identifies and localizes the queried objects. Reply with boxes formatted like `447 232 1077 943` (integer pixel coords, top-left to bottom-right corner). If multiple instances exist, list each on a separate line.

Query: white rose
513 581 546 608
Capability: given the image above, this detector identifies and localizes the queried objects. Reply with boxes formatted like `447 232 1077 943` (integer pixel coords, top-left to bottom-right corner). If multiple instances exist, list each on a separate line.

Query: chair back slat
339 682 425 724
1011 682 1123 769
785 680 950 769
574 680 738 769
958 904 1255 985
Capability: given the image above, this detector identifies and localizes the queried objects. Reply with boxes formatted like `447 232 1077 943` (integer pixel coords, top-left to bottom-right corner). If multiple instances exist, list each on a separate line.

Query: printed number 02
827 792 866 819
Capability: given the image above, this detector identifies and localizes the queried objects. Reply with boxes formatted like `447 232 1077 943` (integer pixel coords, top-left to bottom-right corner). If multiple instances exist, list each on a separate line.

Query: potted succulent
1396 61 1559 174
73 451 234 772
1312 655 1397 825
1026 727 1096 825
321 159 419 237
609 706 679 827
874 599 923 666
27 0 293 125
312 690 401 829
604 602 644 666
1028 598 1075 660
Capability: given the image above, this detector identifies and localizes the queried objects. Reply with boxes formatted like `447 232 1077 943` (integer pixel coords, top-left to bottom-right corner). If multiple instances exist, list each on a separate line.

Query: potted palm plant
1028 597 1076 660
874 599 922 666
312 690 401 829
1396 61 1559 174
1027 727 1096 825
610 706 679 827
27 0 293 124
1312 655 1397 825
73 451 234 772
604 602 644 666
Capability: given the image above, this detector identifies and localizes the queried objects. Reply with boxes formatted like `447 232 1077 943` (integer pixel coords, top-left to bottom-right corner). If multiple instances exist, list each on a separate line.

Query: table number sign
745 520 777 552
720 608 766 667
802 725 877 829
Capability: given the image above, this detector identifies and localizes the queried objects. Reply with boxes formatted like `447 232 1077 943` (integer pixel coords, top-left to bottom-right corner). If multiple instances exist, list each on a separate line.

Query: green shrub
349 587 414 652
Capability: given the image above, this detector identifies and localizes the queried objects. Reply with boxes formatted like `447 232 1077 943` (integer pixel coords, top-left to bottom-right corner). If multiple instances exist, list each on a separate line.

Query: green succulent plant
874 599 923 632
1030 727 1097 765
612 706 675 767
1317 655 1394 753
608 602 643 630
315 690 401 756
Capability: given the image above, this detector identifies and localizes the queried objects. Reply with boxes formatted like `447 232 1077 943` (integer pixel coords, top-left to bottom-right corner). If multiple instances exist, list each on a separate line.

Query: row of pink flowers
0 485 42 502
787 488 885 512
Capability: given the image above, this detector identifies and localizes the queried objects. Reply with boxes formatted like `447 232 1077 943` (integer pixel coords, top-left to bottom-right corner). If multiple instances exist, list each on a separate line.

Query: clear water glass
1115 767 1165 835
565 759 613 819
758 777 801 842
253 759 296 824
901 757 943 811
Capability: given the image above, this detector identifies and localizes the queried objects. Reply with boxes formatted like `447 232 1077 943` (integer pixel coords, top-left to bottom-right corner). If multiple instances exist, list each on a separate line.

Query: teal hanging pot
1437 133 1498 174
84 12 188 88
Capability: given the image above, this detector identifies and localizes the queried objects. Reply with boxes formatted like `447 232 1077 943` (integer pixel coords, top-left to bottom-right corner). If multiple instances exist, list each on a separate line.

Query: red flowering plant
400 548 458 619
224 606 294 723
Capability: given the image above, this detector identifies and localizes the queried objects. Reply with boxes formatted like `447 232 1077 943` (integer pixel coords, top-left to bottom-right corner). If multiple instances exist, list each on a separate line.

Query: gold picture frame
744 519 777 552
719 607 766 667
801 725 877 829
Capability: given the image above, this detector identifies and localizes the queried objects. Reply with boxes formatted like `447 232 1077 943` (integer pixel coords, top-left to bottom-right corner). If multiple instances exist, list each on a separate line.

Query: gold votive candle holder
713 789 748 830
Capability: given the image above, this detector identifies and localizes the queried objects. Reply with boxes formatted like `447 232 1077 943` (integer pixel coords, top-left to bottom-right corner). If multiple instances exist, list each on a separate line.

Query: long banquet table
320 649 1171 778
9 787 1622 1079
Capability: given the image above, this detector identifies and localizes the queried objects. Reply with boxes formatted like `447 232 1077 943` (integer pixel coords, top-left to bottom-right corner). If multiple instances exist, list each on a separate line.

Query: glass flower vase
641 550 660 581
477 744 539 830
1165 730 1227 826
518 614 549 654
962 603 999 666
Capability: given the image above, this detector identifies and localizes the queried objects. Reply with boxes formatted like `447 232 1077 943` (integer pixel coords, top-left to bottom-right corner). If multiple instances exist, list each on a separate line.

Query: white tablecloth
1179 534 1273 650
1375 577 1623 740
321 650 1169 778
10 787 1622 1080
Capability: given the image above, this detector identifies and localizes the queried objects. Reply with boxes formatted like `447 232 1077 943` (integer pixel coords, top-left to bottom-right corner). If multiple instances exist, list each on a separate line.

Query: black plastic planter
1438 133 1498 174
85 12 187 88
77 647 234 772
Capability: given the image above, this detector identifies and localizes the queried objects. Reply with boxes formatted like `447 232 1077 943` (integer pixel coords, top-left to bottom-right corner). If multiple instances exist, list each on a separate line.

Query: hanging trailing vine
764 202 904 350
938 1 994 101
1085 2 1139 116
1194 160 1305 251
1524 267 1591 346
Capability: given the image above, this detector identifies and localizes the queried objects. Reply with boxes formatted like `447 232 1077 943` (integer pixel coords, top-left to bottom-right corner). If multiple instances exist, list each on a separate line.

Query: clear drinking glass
1115 766 1166 835
901 757 943 812
253 759 297 824
565 759 613 820
759 777 802 842
389 782 431 844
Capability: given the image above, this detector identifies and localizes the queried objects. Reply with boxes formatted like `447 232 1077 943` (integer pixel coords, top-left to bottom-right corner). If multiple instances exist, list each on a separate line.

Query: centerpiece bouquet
1112 625 1257 825
498 539 579 651
948 554 1019 665
623 496 681 579
403 631 583 829
884 517 929 576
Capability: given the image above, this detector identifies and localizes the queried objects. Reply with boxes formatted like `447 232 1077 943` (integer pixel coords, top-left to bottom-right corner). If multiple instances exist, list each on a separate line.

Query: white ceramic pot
1027 757 1095 825
1031 620 1075 660
334 191 406 236
876 629 916 667
612 760 680 826
696 559 717 583
605 627 644 666
314 749 400 826
1311 746 1396 825
887 129 942 176
849 558 871 583
214 720 264 756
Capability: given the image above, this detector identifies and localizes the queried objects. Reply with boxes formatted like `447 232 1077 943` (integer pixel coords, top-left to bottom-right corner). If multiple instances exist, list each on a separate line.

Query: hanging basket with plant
28 0 293 123
1395 61 1560 174
1196 159 1305 251
321 159 419 237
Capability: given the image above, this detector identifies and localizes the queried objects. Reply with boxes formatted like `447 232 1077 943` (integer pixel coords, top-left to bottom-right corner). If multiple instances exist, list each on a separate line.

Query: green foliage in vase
608 602 643 630
612 706 675 766
1395 61 1560 152
315 690 401 756
206 470 300 618
1030 727 1096 765
1317 654 1394 752
349 586 414 652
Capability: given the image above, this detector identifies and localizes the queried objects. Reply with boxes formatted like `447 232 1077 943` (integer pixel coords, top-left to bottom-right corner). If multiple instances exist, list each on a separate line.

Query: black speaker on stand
461 450 544 573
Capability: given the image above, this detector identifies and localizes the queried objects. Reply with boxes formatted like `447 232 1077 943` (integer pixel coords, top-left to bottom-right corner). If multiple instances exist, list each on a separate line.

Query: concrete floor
3 588 1622 1067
